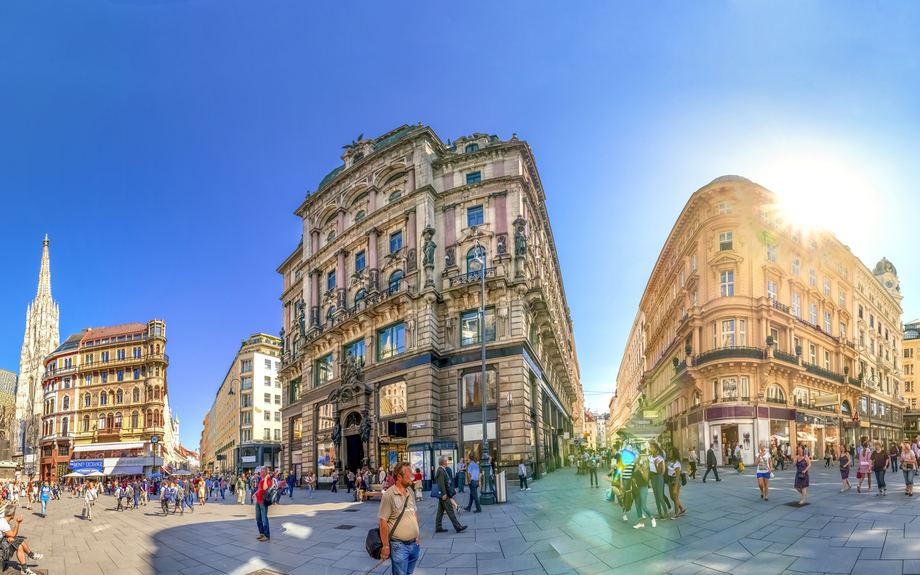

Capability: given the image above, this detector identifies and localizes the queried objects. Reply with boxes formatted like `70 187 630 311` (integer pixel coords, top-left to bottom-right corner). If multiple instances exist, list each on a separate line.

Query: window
316 354 334 387
461 308 497 346
767 280 777 301
274 429 281 440
241 410 252 425
824 351 830 370
693 290 697 306
264 359 272 369
721 377 738 399
770 327 779 344
264 376 272 386
100 393 107 406
810 344 816 364
870 314 874 328
354 289 367 307
378 323 406 360
63 396 70 410
793 229 801 242
809 269 816 286
241 377 252 391
264 410 271 421
242 430 252 442
345 339 365 364
85 375 91 386
326 230 336 243
241 360 252 373
720 270 734 297
692 254 696 271
767 243 776 263
809 239 817 252
355 250 366 272
740 319 747 346
274 412 281 422
719 202 732 214
465 143 479 152
101 372 108 384
793 258 800 275
264 429 272 440
825 312 831 334
721 320 735 347
680 271 684 287
388 270 404 293
467 205 484 227
133 369 139 380
116 389 123 404
390 231 402 253
242 394 252 408
131 412 138 428
793 293 801 318
466 171 481 184
461 369 497 409
264 392 271 403
84 393 91 407
840 322 846 338
839 290 845 307
389 190 401 202
466 246 486 273
760 209 768 223
355 210 366 223
327 270 336 291
114 413 122 428
824 278 831 295
719 232 732 251
275 394 281 405
810 303 817 325
767 384 785 402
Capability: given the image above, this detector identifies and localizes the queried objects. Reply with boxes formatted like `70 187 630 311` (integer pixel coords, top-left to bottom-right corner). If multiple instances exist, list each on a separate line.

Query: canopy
148 473 163 478
63 472 87 478
104 465 144 476
83 470 106 477
172 470 192 475
73 441 145 453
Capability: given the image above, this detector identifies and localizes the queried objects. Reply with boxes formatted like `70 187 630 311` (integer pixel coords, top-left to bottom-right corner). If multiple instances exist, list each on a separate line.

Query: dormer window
718 202 732 214
465 143 479 153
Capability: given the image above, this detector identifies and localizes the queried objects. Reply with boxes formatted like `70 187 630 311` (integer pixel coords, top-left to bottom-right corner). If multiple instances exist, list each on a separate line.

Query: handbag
797 472 807 480
366 494 410 560
430 484 440 499
680 472 687 486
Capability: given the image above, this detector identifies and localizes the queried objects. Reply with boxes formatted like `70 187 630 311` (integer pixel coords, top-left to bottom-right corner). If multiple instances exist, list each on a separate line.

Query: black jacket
436 467 454 498
707 448 717 466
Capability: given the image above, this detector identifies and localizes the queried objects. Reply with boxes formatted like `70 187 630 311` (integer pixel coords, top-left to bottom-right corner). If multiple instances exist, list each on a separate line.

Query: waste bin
495 471 507 503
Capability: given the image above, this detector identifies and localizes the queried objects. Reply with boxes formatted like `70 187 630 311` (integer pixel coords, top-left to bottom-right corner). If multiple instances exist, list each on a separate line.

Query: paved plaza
12 465 920 575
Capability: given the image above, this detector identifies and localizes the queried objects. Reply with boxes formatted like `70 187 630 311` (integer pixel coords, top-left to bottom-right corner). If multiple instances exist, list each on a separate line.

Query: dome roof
710 175 752 184
873 257 897 277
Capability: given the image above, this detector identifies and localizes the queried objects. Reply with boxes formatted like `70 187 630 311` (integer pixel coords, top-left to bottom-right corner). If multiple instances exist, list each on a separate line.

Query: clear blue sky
3 2 920 450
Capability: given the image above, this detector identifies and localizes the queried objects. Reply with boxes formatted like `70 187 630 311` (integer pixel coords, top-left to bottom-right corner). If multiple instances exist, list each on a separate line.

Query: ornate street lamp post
468 240 493 503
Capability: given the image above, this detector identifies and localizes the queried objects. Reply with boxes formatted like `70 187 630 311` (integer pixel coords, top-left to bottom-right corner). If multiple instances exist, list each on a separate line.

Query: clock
886 281 894 289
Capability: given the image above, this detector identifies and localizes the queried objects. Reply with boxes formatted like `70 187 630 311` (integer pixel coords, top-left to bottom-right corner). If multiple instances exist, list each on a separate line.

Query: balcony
848 377 862 388
79 352 169 372
765 396 787 405
694 346 765 366
801 362 846 384
771 299 791 314
772 349 800 366
43 365 79 381
304 281 412 344
448 267 498 288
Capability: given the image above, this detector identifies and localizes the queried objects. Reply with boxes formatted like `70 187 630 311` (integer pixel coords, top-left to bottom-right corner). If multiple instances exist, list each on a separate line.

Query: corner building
277 125 581 486
611 176 905 466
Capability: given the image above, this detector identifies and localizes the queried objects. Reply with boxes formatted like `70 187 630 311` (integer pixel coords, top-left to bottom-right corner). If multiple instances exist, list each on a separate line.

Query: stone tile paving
10 465 920 574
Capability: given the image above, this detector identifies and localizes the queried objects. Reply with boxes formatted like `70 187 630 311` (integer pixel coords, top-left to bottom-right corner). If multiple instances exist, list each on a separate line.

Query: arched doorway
344 411 364 475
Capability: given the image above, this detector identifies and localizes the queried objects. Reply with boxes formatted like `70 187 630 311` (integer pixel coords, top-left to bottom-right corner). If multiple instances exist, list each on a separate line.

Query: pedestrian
272 471 283 504
755 442 773 501
354 473 364 502
630 446 655 529
839 445 852 492
159 482 170 517
733 443 743 473
588 455 599 488
219 477 227 500
463 455 482 513
890 443 900 472
647 442 670 520
901 441 917 496
379 467 387 485
198 478 207 506
82 482 96 521
347 470 355 493
666 447 685 518
141 478 149 506
255 467 273 541
857 441 872 493
0 502 44 575
518 460 530 490
24 482 33 511
174 483 185 515
125 483 134 510
687 446 698 480
115 483 125 512
236 474 247 505
249 473 258 504
305 471 315 499
703 443 720 482
794 445 811 505
38 482 50 519
873 441 889 496
132 481 140 509
287 470 296 498
456 459 466 493
377 462 420 575
434 456 466 534
412 469 422 501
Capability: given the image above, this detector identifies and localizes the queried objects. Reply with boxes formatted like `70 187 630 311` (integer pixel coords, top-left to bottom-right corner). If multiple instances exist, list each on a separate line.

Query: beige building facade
611 176 905 465
903 320 920 439
277 124 581 487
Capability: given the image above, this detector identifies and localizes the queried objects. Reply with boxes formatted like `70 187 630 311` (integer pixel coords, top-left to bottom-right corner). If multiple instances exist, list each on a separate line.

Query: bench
361 490 383 502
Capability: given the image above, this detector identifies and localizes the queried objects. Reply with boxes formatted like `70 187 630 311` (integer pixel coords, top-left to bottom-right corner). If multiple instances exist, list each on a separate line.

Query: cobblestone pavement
12 464 920 574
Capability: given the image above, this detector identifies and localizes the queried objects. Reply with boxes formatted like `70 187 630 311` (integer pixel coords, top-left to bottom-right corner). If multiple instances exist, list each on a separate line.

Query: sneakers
622 513 628 522
20 567 36 575
28 553 42 560
633 523 645 529
257 534 267 541
526 488 531 491
651 518 657 527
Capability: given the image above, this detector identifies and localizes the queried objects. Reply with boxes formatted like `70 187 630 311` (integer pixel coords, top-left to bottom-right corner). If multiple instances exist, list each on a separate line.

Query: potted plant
844 366 850 376
685 343 692 356
766 335 774 347
672 357 680 368
795 345 802 356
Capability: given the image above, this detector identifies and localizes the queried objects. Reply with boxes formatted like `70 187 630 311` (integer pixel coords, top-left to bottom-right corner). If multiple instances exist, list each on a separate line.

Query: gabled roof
81 323 147 342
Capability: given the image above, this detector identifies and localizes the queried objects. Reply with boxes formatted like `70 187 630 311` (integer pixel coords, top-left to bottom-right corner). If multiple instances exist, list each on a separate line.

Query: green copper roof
317 165 346 190
373 124 420 151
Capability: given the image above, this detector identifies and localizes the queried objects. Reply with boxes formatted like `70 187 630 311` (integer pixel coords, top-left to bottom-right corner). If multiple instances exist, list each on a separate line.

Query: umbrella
63 472 87 478
173 470 192 475
148 473 162 478
84 470 106 477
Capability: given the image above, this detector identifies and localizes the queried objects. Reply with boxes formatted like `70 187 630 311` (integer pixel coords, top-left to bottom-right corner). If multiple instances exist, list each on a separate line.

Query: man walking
38 482 50 518
236 474 247 505
464 455 482 513
255 467 272 541
377 462 420 575
703 443 721 482
518 460 531 490
287 470 296 498
589 456 599 488
434 456 467 534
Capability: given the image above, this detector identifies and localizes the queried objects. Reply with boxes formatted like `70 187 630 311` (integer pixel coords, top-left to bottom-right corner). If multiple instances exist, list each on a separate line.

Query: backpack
263 479 277 506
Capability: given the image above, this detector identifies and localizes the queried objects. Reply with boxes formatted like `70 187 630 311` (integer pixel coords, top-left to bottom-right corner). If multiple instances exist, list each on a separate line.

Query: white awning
73 442 145 453
104 465 144 475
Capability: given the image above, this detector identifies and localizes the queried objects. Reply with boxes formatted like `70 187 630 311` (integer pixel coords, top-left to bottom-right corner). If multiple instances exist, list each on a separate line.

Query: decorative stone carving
407 248 417 272
369 269 379 291
337 288 346 309
422 225 437 266
497 233 508 255
445 246 456 268
360 408 372 442
513 216 528 256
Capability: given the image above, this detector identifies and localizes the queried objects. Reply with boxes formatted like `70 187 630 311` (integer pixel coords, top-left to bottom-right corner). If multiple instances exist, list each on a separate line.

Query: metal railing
765 397 786 405
848 377 862 387
448 267 498 287
771 299 791 314
801 362 845 383
694 346 765 366
772 349 800 366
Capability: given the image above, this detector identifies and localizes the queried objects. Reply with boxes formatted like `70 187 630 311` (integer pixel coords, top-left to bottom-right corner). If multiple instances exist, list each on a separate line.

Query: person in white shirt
83 482 97 521
518 461 531 491
0 502 43 574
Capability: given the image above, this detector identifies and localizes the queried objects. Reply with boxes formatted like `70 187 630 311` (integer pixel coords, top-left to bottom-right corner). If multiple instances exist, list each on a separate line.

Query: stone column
310 270 320 327
407 167 416 193
406 209 417 273
367 228 379 292
336 249 347 309
311 230 319 257
337 209 345 236
368 187 377 214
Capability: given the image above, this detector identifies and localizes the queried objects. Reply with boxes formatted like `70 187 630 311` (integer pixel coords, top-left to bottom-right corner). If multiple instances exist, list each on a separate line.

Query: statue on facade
279 328 286 352
341 352 364 387
422 225 437 266
360 408 372 443
332 419 342 446
295 300 306 337
514 218 528 256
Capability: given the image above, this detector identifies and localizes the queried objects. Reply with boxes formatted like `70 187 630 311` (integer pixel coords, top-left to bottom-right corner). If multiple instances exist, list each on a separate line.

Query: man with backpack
255 467 274 541
588 456 599 488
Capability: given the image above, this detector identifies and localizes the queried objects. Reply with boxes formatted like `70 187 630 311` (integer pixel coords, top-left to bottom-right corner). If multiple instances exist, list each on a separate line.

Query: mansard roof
81 322 148 342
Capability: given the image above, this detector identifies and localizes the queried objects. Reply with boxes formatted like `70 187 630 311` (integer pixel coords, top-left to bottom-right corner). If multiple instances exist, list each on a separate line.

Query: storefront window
318 403 334 430
379 381 407 417
770 420 789 446
293 416 302 439
317 439 336 478
461 369 497 410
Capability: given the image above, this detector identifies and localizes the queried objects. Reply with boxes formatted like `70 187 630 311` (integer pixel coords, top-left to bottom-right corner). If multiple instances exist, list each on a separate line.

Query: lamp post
228 378 243 476
468 239 493 503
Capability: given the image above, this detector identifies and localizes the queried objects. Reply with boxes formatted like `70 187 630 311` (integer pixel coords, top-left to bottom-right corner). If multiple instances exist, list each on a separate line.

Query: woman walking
839 445 852 492
25 481 33 511
794 445 811 505
647 442 670 521
901 441 917 496
755 442 773 501
873 441 889 496
666 447 686 518
630 447 656 529
857 441 872 493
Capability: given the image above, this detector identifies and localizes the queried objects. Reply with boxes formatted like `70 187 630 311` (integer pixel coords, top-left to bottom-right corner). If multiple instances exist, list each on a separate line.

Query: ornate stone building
902 320 920 439
16 235 60 468
277 125 580 486
39 320 170 481
610 176 905 464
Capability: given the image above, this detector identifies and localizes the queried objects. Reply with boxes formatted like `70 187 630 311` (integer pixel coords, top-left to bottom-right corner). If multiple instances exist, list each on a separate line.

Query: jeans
220 488 225 499
519 475 527 489
589 468 598 486
904 469 916 486
703 465 720 481
330 481 337 493
458 474 465 493
634 485 655 520
255 502 270 538
306 485 314 498
466 480 481 511
40 500 47 516
134 495 139 508
891 456 899 472
777 457 785 471
389 540 419 575
875 469 887 491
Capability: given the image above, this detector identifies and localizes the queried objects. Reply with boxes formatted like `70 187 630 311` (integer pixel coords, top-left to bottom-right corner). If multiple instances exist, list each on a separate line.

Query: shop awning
104 465 144 475
73 442 145 453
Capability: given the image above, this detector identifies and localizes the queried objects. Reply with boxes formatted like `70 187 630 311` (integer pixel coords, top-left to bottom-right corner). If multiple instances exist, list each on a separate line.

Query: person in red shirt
413 469 423 501
254 467 272 541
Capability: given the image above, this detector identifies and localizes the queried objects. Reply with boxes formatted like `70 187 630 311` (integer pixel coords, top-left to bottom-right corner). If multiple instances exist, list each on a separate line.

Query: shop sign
70 459 103 471
241 456 256 463
411 422 426 429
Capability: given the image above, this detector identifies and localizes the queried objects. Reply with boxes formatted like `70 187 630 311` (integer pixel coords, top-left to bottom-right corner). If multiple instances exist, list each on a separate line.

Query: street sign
813 394 840 407
151 435 160 444
643 410 658 419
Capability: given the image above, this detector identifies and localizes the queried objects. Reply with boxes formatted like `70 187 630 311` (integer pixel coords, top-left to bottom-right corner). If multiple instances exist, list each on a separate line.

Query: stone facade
16 235 60 466
903 320 920 439
611 176 906 464
277 125 581 487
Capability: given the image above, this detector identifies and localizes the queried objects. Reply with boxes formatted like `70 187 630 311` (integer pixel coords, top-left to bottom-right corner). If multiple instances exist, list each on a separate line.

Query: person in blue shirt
39 482 51 518
463 455 482 513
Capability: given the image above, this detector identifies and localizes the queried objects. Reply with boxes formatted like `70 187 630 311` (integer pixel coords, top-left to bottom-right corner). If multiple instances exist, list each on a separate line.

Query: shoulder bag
366 493 411 560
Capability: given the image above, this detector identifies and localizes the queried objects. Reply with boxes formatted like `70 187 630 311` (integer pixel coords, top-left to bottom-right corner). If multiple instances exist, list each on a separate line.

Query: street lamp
228 378 243 476
467 239 493 503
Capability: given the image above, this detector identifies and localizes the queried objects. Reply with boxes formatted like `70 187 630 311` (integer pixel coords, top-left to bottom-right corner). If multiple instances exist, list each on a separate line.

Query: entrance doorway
346 435 364 474
720 424 739 463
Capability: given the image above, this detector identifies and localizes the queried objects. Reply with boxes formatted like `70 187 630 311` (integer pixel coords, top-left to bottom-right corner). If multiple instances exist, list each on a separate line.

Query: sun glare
753 154 881 236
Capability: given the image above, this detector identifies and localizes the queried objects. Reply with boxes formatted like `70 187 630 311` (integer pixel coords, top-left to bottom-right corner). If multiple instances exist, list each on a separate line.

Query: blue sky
3 1 920 450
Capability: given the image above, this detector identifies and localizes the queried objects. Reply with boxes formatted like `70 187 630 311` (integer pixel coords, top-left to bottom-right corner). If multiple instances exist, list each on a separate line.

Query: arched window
154 410 161 426
354 210 366 223
767 384 785 403
83 416 90 432
388 270 403 293
384 171 407 186
61 417 68 434
841 400 851 414
465 143 479 152
116 390 123 404
389 190 402 202
114 413 122 428
106 414 114 429
84 393 91 407
98 415 106 430
154 387 160 400
350 191 368 206
692 390 701 407
354 289 367 307
100 393 107 406
155 344 160 354
131 411 139 429
324 213 337 226
467 246 486 273
145 410 151 427
133 388 139 402
63 396 70 410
